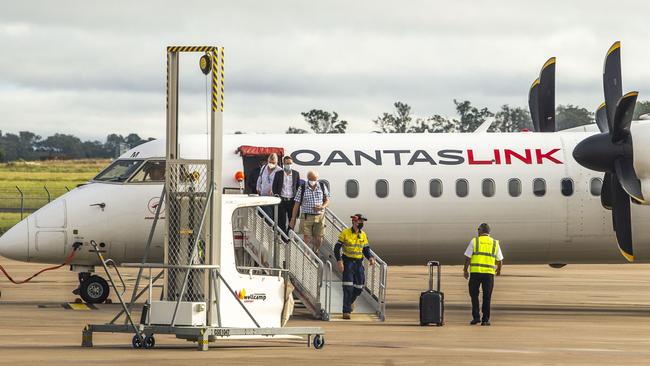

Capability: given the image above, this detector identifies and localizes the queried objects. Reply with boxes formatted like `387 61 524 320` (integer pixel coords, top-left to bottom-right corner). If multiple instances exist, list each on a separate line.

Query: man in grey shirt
256 153 282 219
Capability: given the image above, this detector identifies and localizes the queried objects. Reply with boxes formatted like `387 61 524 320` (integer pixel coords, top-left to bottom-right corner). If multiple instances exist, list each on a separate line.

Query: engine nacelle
631 121 650 204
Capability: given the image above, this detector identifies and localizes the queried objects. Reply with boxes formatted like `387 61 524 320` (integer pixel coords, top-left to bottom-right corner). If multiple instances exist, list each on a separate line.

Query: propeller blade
601 172 613 210
528 78 540 132
603 41 622 129
611 91 638 143
614 157 645 203
538 57 556 132
611 175 634 261
595 102 608 133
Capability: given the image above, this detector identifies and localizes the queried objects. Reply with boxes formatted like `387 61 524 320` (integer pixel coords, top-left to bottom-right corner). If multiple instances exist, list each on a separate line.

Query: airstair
233 206 388 321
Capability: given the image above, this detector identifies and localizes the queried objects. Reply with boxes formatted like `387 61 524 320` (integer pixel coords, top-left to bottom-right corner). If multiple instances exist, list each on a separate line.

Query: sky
1 0 649 140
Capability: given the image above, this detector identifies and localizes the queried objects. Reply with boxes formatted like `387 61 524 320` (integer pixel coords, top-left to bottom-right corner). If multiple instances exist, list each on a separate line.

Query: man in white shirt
462 223 503 326
272 156 300 234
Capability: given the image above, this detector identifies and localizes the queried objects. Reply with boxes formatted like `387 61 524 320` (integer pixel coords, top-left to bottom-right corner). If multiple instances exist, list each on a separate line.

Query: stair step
328 313 381 322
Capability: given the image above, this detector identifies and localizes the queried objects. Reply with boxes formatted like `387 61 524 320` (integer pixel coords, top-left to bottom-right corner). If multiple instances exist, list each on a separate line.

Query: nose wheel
76 274 110 304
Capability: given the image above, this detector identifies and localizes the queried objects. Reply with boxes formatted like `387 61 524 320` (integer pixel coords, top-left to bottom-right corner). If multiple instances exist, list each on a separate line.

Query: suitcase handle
426 261 441 292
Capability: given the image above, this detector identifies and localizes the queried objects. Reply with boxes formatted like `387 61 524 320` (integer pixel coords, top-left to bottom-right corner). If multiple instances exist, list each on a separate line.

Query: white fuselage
2 131 650 267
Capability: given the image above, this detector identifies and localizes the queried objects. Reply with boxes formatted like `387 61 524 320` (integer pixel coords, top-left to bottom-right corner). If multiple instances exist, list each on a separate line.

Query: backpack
299 181 326 204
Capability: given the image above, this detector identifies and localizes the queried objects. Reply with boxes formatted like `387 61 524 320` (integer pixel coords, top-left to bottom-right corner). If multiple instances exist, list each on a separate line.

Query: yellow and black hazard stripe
166 45 225 112
209 47 225 112
62 302 97 310
167 46 216 53
219 47 225 112
211 49 220 112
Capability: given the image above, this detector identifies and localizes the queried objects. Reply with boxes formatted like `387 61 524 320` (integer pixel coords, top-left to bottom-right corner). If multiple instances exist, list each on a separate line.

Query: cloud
1 0 650 139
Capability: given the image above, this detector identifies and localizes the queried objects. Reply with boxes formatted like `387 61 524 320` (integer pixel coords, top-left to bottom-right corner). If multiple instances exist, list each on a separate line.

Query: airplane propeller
572 41 644 262
528 57 556 132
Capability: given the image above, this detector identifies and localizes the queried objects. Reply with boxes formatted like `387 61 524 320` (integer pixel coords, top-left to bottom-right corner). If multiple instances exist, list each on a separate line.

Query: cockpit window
130 161 166 183
93 160 144 182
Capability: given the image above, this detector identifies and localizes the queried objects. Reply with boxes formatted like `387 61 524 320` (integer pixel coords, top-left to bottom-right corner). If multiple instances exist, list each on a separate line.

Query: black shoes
470 319 481 325
481 320 491 326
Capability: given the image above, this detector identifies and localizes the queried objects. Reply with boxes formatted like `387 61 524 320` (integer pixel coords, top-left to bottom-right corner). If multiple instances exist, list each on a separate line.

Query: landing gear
76 273 110 304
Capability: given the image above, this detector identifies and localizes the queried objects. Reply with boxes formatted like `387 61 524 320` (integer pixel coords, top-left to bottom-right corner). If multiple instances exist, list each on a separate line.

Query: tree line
2 100 649 162
287 100 650 134
0 132 154 162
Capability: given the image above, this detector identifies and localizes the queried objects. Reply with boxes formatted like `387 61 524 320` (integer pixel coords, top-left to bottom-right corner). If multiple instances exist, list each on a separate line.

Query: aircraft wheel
80 275 110 304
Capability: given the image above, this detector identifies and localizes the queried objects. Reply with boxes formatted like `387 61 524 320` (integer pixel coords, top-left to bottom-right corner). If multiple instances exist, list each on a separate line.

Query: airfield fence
0 185 71 219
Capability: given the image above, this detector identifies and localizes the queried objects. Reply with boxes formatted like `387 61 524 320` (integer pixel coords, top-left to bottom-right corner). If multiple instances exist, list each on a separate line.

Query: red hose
0 244 81 285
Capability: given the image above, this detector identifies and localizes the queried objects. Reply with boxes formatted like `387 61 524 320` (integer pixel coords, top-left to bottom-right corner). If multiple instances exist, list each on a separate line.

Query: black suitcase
419 260 444 326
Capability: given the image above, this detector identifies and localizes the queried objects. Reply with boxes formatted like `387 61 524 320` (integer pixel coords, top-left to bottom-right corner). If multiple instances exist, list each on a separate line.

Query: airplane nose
0 220 29 261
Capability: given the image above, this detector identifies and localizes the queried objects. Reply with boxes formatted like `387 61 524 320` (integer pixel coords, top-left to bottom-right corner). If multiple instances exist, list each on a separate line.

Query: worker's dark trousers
468 273 494 321
277 199 294 234
342 258 365 313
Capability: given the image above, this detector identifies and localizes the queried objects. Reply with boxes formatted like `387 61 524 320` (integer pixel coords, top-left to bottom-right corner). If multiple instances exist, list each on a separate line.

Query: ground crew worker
334 214 375 320
463 223 503 326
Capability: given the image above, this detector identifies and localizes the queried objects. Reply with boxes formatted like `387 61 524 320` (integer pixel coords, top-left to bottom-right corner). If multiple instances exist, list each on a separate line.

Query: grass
0 159 109 234
0 213 23 235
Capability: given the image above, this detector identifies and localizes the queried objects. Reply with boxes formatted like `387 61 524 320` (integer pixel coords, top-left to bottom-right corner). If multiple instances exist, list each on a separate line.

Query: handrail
236 266 289 273
122 263 221 270
104 259 127 297
286 229 326 317
240 206 330 320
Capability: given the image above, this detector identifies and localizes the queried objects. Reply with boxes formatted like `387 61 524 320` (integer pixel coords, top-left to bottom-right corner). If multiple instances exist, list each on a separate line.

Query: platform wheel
313 335 325 349
143 335 156 349
132 335 143 349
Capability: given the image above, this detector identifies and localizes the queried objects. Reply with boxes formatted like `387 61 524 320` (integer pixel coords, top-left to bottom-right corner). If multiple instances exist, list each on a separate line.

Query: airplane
0 42 648 304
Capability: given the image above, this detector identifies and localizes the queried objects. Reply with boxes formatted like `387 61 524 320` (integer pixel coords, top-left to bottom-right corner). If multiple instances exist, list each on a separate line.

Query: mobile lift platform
81 46 325 351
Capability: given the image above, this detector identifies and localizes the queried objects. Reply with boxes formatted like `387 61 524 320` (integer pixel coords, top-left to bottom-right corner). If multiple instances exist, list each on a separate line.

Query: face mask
283 164 292 173
308 180 317 187
357 222 364 230
267 163 276 169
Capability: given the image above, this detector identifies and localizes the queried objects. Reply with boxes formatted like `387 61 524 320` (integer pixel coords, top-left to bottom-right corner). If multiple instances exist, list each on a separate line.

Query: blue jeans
342 258 365 313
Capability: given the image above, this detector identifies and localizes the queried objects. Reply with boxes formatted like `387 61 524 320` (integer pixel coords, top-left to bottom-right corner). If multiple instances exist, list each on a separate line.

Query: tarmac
1 260 650 365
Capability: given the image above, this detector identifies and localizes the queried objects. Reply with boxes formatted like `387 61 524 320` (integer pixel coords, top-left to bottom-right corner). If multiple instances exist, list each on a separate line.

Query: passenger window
590 177 602 196
561 178 574 197
345 179 359 198
482 179 495 197
456 179 469 198
508 178 521 197
533 178 546 197
429 179 443 198
376 179 389 198
403 179 417 198
130 161 166 183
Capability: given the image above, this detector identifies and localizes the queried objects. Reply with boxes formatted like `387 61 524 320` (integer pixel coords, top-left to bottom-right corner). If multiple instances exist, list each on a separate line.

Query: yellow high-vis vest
470 236 500 275
338 228 368 259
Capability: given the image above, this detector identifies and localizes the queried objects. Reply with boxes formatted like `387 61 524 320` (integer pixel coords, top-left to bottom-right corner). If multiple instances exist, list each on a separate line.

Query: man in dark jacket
272 156 300 234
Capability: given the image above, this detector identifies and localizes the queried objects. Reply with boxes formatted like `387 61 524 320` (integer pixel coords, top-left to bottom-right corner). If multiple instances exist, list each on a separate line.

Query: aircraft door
236 145 285 194
67 185 113 265
28 199 69 262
